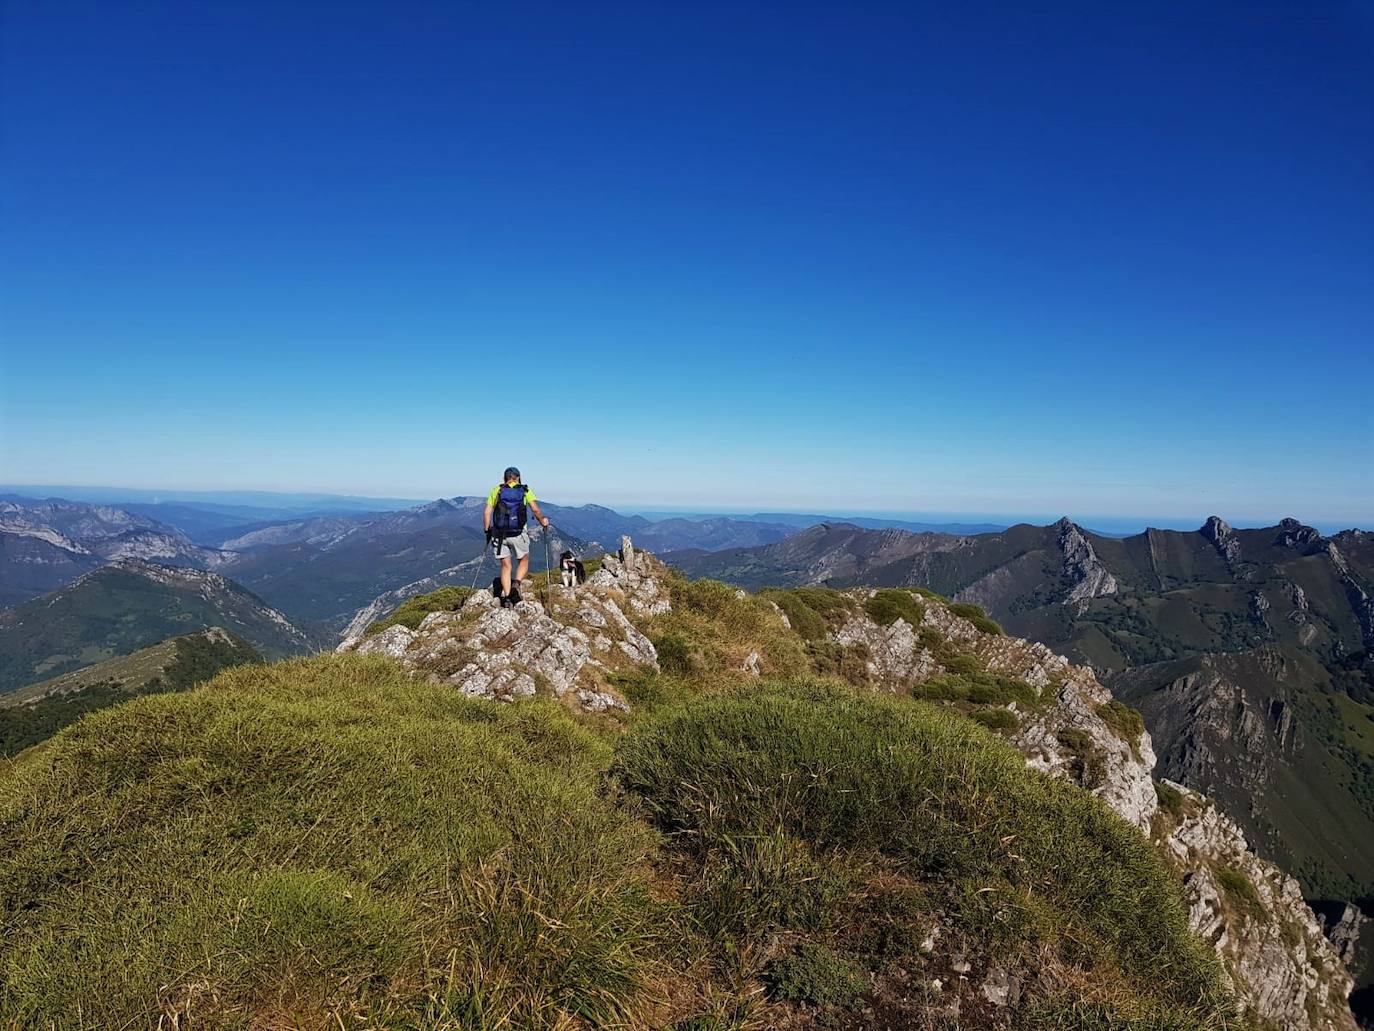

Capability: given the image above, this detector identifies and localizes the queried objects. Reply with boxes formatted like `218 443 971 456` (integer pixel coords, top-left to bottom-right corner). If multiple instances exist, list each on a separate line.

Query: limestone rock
1322 904 1366 969
1163 785 1356 1030
1202 515 1242 564
343 538 667 713
1056 517 1119 609
980 967 1020 1007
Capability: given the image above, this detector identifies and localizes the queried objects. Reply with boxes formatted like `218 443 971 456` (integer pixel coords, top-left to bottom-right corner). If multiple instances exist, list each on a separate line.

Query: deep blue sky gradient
2 1 1371 524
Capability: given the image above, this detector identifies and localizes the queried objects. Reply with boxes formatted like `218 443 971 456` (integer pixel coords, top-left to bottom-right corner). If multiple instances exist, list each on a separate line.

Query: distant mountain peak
1276 518 1323 549
1200 516 1241 564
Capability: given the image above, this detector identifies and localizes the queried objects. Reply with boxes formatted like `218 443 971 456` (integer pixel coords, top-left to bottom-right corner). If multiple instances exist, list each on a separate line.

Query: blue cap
503 466 521 481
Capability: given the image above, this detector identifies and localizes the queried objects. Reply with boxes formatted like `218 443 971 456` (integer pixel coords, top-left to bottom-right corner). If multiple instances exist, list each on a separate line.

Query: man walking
483 466 550 607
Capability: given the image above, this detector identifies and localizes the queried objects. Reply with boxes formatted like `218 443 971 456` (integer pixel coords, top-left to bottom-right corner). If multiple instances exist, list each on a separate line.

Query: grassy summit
0 581 1244 1029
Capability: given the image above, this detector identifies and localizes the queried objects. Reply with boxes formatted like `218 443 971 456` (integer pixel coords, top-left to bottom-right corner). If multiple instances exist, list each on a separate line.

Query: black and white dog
560 551 587 588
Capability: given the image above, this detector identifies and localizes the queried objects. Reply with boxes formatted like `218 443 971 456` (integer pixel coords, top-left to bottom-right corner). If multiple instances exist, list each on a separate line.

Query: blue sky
2 1 1371 526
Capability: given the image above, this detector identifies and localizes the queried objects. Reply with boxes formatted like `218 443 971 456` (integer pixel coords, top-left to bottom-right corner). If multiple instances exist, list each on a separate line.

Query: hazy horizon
4 481 1365 537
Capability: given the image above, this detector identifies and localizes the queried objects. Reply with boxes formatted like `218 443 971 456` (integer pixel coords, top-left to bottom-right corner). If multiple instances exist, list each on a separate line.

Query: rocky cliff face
1162 786 1357 1030
345 540 1357 1029
1056 517 1120 609
1110 647 1374 907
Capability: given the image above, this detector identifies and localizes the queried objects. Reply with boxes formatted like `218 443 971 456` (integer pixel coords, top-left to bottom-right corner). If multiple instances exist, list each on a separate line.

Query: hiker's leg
500 555 512 597
516 553 530 587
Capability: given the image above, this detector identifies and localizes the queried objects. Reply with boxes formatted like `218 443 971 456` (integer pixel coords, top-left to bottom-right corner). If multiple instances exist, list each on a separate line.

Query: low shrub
654 631 705 675
1057 727 1108 789
916 673 1037 707
972 708 1018 731
864 589 925 628
765 943 866 1007
1098 699 1146 754
762 590 829 642
1217 867 1261 917
1156 780 1186 818
948 602 1004 635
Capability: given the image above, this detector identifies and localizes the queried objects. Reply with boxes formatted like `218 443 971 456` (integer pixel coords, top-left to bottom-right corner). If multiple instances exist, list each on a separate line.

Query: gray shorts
493 530 531 562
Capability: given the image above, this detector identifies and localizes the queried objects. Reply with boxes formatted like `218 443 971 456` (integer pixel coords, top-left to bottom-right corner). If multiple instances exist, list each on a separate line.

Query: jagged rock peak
1201 516 1242 564
1322 904 1367 970
1276 518 1323 549
1055 519 1118 606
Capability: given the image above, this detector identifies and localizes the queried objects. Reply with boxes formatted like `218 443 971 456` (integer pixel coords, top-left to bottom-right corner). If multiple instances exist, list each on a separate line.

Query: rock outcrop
1321 903 1367 970
1201 515 1243 565
341 540 665 712
1056 517 1119 609
1163 785 1356 1030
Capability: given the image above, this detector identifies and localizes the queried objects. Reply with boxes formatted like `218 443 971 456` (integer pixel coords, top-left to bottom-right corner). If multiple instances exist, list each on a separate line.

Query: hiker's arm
528 499 550 527
483 503 494 532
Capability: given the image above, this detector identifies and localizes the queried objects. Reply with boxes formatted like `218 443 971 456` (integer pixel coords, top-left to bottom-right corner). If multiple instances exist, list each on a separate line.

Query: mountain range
0 561 315 694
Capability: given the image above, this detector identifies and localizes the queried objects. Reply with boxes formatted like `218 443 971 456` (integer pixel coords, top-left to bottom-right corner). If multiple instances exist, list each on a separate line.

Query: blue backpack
492 484 529 534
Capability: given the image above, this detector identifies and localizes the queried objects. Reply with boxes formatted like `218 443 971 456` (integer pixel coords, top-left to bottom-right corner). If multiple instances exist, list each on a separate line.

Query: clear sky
2 1 1371 526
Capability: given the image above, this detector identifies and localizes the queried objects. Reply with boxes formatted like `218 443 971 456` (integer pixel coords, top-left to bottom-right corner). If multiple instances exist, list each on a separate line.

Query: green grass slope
0 649 1242 1029
0 628 262 757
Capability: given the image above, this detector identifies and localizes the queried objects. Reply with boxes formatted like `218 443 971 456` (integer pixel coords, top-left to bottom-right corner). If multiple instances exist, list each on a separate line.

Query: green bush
943 652 984 677
1156 781 1186 818
972 708 1018 732
765 943 866 1007
864 589 925 628
365 586 474 636
1217 867 1261 917
1056 727 1108 789
762 590 829 642
613 683 1230 1017
0 655 664 1029
915 674 1037 707
788 587 853 619
806 639 871 686
654 631 704 675
948 602 1004 635
1098 700 1145 754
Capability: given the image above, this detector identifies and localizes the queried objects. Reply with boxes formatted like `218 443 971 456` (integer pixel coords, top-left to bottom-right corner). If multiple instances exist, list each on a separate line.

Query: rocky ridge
1163 785 1357 1030
821 594 1357 1029
344 539 1356 1029
343 538 666 712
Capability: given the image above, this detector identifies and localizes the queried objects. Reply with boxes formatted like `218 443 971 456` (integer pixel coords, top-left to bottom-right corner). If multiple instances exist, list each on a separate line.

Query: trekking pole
543 522 554 602
470 534 490 591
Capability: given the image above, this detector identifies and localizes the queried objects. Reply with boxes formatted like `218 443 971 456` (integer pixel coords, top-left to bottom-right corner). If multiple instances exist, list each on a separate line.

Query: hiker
483 467 550 608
